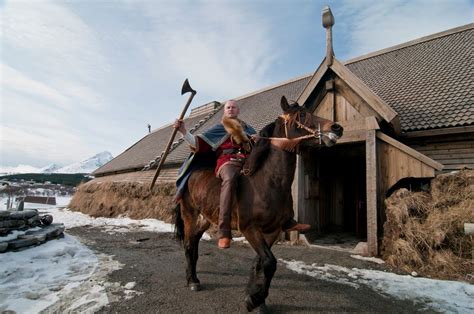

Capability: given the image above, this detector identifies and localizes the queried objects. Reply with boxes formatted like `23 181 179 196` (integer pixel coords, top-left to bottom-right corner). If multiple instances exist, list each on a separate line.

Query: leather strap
222 148 240 155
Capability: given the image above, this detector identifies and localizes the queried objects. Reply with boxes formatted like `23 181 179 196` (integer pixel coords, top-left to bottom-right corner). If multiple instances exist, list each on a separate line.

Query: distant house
91 21 473 256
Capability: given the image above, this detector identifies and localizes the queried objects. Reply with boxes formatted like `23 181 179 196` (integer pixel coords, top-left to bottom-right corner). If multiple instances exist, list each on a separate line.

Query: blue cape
198 123 256 150
175 122 256 201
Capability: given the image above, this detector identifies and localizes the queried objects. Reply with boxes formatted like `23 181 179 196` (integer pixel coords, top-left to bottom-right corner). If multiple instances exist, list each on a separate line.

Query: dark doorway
299 143 366 248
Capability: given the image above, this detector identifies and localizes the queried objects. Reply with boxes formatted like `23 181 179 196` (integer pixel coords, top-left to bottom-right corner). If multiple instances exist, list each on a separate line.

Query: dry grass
68 181 176 223
382 169 474 282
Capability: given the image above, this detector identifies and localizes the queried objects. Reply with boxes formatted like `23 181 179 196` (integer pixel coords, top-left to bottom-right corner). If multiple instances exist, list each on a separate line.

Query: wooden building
91 11 473 256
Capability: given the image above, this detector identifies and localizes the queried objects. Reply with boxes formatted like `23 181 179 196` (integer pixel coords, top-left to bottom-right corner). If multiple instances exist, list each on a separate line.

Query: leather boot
284 223 311 234
218 237 231 249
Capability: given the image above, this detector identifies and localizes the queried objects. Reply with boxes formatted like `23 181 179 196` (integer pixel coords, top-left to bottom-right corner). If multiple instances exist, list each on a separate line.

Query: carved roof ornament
322 6 335 66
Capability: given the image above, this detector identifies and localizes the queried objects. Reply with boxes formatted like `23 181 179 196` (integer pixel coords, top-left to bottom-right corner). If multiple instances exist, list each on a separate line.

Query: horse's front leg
242 228 280 312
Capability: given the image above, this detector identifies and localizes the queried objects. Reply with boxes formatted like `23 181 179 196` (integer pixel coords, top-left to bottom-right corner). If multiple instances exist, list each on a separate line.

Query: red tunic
196 137 249 175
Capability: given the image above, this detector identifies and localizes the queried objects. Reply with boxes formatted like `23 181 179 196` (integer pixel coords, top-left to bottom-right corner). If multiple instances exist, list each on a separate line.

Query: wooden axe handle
150 80 196 190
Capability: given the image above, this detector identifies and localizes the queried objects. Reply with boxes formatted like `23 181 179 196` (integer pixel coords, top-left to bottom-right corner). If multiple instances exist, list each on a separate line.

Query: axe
150 79 196 190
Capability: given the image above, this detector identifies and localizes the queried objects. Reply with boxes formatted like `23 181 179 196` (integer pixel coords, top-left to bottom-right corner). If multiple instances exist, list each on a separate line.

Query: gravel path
68 227 425 313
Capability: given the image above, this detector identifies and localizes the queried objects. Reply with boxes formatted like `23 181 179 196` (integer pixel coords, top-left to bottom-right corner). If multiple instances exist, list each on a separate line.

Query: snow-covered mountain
39 163 62 173
55 151 113 174
0 151 113 175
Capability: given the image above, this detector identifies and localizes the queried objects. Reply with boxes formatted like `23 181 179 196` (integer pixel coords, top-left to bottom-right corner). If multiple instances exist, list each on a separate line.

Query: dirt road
68 227 424 313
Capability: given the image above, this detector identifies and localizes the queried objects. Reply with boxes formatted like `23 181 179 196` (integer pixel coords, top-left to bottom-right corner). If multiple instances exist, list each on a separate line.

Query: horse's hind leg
183 210 210 291
242 228 280 312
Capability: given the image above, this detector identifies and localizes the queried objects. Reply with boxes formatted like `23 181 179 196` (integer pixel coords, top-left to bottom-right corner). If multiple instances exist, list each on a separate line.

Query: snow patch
350 254 385 264
0 234 122 313
48 206 174 233
280 259 474 313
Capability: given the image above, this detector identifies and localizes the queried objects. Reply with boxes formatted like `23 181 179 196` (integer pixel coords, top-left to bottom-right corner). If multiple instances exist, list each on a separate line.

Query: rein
241 115 322 176
254 114 322 151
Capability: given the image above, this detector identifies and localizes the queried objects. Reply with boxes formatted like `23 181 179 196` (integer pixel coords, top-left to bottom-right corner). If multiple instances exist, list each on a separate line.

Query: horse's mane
244 104 308 176
243 122 275 176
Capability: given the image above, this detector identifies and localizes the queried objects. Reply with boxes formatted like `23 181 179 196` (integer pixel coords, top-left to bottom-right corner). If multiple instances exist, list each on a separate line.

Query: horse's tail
173 203 185 243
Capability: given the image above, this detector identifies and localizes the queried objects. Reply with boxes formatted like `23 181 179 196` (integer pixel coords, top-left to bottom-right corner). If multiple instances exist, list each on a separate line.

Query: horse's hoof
189 283 201 291
259 303 269 314
245 296 257 312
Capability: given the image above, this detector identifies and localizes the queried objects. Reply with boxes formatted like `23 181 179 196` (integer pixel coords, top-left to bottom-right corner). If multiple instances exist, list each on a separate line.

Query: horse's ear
280 96 289 112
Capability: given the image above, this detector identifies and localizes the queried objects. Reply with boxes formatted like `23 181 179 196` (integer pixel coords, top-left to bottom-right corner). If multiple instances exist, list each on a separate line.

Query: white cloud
337 0 474 59
1 64 70 110
136 1 279 99
1 1 109 109
0 1 281 167
1 0 472 168
0 125 94 167
1 1 109 81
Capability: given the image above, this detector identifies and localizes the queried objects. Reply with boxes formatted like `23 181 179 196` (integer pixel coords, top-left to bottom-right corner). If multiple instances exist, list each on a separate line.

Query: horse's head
272 96 343 151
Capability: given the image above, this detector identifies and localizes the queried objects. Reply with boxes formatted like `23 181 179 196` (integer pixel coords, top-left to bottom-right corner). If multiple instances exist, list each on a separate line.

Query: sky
1 0 473 167
1 198 473 312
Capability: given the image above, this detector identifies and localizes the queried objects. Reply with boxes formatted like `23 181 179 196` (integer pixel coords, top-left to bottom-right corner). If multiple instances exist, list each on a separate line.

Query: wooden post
326 79 335 121
289 155 304 243
465 223 474 260
465 223 474 235
366 130 378 256
322 6 335 66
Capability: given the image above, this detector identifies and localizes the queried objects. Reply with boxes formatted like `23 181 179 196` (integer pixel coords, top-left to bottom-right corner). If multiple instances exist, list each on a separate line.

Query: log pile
0 209 64 253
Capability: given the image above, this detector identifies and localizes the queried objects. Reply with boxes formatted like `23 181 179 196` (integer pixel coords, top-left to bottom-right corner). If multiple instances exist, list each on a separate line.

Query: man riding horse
174 99 310 249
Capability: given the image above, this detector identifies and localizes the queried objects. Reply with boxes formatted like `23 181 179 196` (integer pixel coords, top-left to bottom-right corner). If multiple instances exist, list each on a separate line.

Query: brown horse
173 96 343 311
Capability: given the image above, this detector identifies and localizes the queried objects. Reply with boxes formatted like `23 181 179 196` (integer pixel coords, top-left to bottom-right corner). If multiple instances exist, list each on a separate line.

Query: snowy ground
1 198 473 313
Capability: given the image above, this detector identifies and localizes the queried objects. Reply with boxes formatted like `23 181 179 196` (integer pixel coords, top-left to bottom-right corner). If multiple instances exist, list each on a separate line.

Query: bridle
253 114 323 149
241 113 339 176
253 113 341 152
283 114 323 145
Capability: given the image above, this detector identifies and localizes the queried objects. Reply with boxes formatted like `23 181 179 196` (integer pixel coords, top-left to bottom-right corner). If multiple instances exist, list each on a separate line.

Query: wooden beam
331 58 399 125
330 90 336 121
336 130 367 144
376 132 444 171
402 126 474 138
297 59 328 105
366 129 378 256
290 155 304 242
336 117 379 132
306 87 328 113
366 116 380 130
465 223 474 235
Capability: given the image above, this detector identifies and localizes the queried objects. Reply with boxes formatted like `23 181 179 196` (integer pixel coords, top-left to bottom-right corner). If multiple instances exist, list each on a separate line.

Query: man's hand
174 119 186 134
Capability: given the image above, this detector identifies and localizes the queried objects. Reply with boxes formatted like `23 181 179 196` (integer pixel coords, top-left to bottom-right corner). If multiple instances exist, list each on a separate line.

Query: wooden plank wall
408 138 474 173
313 90 364 123
335 93 364 122
297 153 320 228
377 140 435 196
313 92 333 120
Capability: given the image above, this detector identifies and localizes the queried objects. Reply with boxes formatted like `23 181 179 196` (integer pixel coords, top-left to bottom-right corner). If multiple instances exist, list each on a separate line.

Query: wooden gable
297 56 401 135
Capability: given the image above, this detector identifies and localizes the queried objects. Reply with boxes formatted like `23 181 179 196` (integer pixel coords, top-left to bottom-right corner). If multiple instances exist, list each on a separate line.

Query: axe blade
181 78 196 95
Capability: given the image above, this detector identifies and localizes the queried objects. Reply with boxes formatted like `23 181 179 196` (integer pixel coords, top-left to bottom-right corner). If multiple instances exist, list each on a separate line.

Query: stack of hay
383 169 474 282
69 182 176 222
